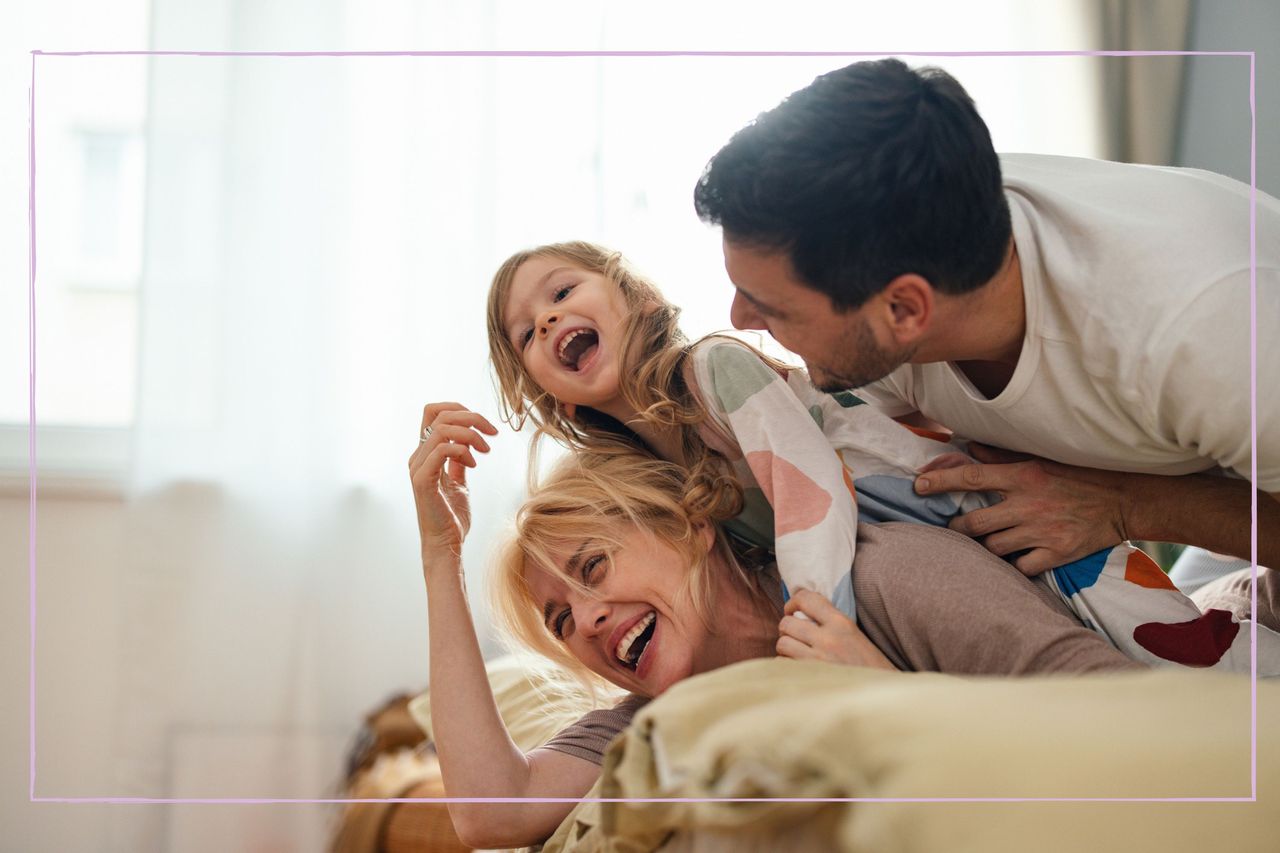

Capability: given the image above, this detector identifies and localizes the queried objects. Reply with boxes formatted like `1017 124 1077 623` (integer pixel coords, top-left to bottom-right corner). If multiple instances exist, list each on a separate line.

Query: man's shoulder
1000 152 1264 219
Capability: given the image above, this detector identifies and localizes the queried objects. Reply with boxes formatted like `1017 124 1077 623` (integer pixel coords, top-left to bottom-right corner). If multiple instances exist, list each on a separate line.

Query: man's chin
806 348 912 394
810 368 875 394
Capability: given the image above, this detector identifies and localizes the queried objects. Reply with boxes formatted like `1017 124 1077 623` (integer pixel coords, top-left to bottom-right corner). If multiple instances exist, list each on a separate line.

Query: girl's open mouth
557 328 600 372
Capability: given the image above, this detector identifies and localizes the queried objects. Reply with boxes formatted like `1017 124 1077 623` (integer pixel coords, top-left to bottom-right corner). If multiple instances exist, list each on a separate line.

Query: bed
336 657 1277 852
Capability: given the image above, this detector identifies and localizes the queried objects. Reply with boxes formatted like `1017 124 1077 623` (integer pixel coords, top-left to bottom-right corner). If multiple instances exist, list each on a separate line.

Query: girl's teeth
558 330 582 361
616 612 655 663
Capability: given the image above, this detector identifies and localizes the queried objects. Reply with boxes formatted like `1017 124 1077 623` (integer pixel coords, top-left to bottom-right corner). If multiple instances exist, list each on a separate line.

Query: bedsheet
542 659 1277 853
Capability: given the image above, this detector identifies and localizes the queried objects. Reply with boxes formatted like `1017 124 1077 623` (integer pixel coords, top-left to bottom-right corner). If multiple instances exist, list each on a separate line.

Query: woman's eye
553 609 572 640
552 284 574 302
582 555 604 583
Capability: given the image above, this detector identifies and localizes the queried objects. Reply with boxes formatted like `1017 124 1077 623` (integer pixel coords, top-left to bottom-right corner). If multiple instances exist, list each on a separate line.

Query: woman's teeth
616 611 656 666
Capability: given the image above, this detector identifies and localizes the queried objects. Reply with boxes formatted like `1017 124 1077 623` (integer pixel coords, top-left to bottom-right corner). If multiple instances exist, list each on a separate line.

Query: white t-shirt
857 153 1280 491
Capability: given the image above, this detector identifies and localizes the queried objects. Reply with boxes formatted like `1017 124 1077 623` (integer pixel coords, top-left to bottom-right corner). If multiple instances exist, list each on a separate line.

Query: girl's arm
410 403 600 848
689 340 860 616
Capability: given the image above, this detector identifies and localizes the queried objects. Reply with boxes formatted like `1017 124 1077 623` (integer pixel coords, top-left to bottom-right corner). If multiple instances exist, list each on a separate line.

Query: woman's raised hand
776 589 896 670
408 402 500 560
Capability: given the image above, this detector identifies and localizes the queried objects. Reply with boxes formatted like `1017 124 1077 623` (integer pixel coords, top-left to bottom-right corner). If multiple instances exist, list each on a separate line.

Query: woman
409 403 1141 849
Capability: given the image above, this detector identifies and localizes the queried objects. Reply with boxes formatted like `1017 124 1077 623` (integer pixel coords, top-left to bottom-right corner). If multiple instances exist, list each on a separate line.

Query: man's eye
553 609 572 640
552 284 574 302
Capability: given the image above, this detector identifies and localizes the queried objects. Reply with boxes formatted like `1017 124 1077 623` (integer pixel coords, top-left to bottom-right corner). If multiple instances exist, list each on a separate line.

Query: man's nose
730 291 765 331
537 311 561 338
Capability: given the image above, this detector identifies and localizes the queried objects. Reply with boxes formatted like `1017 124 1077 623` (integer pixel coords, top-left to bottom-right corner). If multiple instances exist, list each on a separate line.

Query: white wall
1177 0 1280 193
1 495 121 852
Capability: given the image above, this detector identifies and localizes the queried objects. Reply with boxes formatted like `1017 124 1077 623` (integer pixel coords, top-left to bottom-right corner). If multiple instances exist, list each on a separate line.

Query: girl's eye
519 328 533 348
553 609 573 641
552 284 574 302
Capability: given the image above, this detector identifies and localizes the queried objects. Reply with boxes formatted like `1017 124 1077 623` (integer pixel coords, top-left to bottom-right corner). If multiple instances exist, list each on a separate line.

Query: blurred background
2 0 1276 849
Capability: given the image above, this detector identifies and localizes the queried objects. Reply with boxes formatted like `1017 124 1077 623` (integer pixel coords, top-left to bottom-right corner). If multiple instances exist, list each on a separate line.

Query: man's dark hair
693 58 1011 310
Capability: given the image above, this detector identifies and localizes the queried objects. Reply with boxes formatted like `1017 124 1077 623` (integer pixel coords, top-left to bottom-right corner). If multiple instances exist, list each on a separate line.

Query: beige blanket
544 659 1277 853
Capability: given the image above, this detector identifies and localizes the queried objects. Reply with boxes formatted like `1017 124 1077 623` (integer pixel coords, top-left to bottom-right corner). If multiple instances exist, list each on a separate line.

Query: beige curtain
1092 0 1195 165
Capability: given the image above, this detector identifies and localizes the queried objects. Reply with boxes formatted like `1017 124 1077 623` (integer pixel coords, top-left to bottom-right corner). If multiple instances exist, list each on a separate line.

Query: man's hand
914 443 1132 575
776 590 895 670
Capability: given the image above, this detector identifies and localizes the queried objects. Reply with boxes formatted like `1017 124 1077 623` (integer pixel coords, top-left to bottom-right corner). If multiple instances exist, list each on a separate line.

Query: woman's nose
573 598 610 639
537 312 561 338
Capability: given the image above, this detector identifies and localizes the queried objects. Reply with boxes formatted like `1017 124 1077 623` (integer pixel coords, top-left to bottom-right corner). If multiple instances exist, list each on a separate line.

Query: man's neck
919 240 1026 398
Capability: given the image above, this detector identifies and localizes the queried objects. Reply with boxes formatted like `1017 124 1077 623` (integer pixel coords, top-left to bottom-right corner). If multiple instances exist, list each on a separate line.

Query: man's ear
877 274 934 346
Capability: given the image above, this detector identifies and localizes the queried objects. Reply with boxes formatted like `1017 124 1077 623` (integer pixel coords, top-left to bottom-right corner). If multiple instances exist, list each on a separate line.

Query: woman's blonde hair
488 447 772 694
486 240 785 520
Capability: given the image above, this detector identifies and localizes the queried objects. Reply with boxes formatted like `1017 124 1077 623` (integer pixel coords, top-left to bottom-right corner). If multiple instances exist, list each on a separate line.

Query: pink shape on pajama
745 450 832 537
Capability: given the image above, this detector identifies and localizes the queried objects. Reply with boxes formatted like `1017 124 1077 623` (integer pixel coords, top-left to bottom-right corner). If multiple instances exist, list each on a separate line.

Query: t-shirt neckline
941 190 1041 411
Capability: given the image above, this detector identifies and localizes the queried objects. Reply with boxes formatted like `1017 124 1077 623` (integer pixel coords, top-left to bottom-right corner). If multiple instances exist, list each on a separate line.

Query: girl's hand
408 402 500 560
776 589 895 670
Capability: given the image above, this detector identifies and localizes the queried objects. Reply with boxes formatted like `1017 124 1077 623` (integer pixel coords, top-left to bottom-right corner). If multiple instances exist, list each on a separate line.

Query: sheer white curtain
96 0 1109 848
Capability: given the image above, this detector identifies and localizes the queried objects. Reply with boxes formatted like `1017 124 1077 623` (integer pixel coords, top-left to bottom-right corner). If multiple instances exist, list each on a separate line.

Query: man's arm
914 443 1280 573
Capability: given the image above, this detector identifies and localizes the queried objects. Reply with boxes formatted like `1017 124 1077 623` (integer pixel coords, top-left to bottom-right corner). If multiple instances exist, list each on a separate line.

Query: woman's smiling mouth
610 610 658 672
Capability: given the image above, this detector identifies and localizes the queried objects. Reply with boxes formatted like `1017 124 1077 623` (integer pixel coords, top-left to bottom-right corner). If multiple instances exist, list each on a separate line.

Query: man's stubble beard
808 313 914 393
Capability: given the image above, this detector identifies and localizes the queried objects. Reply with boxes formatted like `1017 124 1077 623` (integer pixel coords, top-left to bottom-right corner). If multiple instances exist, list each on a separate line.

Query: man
692 58 1278 605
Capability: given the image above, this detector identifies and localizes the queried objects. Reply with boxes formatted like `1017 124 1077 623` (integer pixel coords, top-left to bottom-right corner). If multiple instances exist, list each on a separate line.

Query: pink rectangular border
27 48 1260 805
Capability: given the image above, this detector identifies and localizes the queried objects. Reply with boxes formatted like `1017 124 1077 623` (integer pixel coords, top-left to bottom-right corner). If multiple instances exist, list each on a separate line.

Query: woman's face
501 255 630 415
525 522 719 697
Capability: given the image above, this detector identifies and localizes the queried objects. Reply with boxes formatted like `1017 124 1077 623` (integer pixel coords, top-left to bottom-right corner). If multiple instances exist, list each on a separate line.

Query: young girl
488 240 1280 674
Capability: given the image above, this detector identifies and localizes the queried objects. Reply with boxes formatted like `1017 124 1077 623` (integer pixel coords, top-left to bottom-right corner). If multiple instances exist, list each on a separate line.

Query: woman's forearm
422 550 596 847
422 550 533 794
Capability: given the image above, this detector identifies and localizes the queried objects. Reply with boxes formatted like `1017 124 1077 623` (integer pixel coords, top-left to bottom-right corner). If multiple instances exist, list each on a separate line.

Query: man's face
722 238 911 391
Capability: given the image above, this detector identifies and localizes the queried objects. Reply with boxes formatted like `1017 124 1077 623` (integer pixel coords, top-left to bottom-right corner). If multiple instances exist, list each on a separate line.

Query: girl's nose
537 312 561 338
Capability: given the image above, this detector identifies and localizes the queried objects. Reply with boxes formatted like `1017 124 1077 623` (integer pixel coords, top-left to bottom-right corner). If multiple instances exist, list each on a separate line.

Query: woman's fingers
421 403 499 438
778 612 821 646
783 588 845 625
413 406 499 482
410 405 498 481
775 635 816 660
408 435 476 478
431 423 491 456
412 441 475 493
